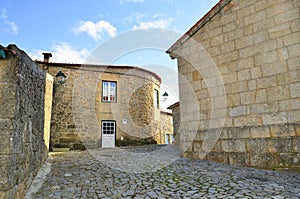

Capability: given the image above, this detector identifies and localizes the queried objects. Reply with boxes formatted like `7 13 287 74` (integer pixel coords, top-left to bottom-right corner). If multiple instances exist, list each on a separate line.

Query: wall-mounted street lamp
162 91 169 102
55 71 66 84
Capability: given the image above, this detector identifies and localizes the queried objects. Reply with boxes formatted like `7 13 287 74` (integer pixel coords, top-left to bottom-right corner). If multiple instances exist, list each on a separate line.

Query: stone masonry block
283 31 300 46
277 48 289 61
286 70 300 84
248 153 274 167
250 103 279 114
250 67 261 79
244 10 266 26
222 139 246 152
268 23 291 39
254 50 278 66
262 112 287 125
279 99 300 111
267 85 290 102
235 35 253 49
262 61 287 77
192 141 203 152
234 114 262 127
288 43 300 58
206 152 229 164
248 80 256 91
292 136 300 152
250 126 270 138
0 155 14 190
0 131 12 155
274 153 296 168
0 84 17 118
253 31 269 44
192 70 202 81
290 82 300 98
0 58 17 84
227 93 241 107
257 76 277 89
232 57 254 72
287 57 300 71
247 138 269 153
270 125 296 137
222 72 238 84
287 110 300 123
228 127 251 139
240 91 256 105
226 81 248 94
229 106 247 117
229 152 247 166
268 137 293 153
255 89 267 103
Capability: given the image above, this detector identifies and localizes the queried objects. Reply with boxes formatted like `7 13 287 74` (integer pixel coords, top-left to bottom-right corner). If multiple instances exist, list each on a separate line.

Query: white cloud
1 8 7 19
73 20 117 41
0 8 18 35
124 12 146 24
133 18 174 30
29 43 90 64
5 21 18 34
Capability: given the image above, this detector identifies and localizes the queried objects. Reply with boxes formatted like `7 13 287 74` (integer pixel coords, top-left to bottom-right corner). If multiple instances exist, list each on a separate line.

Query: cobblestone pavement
26 145 300 199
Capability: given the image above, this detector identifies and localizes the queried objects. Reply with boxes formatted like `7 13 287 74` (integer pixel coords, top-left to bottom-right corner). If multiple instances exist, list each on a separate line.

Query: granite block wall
0 45 50 198
168 0 300 170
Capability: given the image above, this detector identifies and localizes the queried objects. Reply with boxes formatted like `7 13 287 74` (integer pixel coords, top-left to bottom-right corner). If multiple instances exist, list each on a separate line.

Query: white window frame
102 81 117 102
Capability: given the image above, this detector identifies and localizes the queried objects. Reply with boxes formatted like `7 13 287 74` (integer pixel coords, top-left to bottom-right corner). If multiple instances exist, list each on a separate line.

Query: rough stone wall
169 0 300 170
0 45 49 198
47 66 82 147
43 64 162 148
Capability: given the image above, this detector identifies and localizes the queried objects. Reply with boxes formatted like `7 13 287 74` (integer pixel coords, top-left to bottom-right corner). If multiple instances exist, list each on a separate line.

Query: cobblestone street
26 145 300 199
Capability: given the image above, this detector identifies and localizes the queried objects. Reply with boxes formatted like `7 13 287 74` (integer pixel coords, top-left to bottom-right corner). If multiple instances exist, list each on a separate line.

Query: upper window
102 81 116 102
154 89 159 109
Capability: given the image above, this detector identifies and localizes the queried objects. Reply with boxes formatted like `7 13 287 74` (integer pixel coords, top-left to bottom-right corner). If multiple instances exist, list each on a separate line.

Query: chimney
42 53 52 63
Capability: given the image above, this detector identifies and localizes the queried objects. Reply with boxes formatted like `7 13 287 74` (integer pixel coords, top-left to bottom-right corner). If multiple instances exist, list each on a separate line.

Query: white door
102 121 116 148
165 134 169 144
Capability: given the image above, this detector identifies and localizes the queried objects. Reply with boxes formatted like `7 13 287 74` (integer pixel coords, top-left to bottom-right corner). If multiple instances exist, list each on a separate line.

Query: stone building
167 0 300 170
160 111 174 144
36 57 173 149
167 102 180 145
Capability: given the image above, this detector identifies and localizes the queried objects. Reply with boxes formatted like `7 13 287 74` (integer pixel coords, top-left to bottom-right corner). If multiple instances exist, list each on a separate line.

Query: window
154 89 159 109
102 121 116 135
102 81 116 102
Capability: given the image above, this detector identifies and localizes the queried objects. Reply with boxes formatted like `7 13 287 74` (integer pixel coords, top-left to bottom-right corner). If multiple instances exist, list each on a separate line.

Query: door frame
101 120 116 148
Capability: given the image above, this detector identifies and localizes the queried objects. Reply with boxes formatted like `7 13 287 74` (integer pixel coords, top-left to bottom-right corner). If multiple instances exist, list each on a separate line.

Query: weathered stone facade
168 102 180 145
159 111 174 144
38 62 172 148
0 45 50 198
167 0 300 170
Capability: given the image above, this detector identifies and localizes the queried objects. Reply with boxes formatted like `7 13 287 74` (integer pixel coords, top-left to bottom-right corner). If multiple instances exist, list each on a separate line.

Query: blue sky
1 0 219 63
1 0 219 109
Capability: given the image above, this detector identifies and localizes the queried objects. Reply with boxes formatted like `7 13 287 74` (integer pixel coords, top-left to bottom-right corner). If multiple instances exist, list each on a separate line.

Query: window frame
102 81 117 102
154 89 159 109
101 120 116 135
